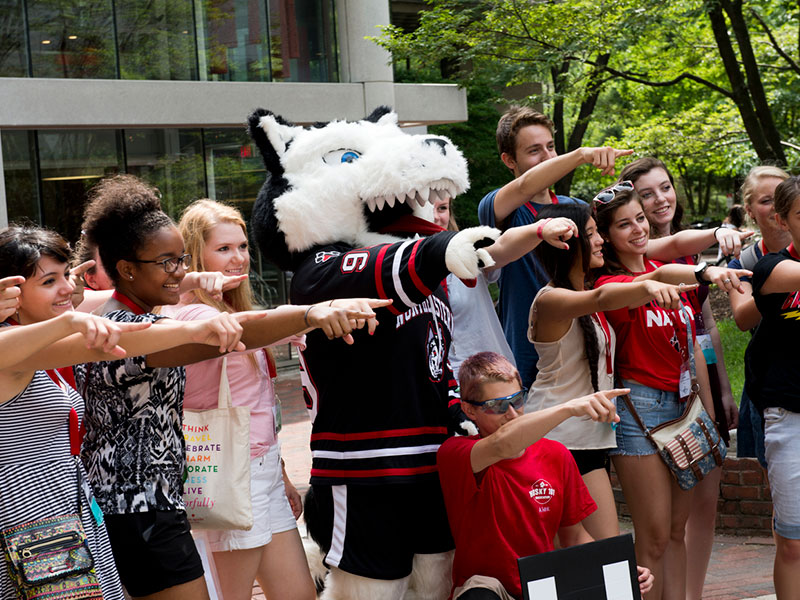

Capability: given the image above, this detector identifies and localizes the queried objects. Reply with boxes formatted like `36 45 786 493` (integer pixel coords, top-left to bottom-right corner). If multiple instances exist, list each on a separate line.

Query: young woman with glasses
75 175 386 600
592 184 748 600
0 224 309 599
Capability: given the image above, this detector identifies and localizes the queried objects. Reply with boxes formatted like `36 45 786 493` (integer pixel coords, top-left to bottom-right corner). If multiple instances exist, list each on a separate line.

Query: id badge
679 358 693 401
697 333 717 365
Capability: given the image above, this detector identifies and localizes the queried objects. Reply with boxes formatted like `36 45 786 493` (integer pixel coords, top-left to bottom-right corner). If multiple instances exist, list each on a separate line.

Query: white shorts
206 443 297 552
764 407 800 539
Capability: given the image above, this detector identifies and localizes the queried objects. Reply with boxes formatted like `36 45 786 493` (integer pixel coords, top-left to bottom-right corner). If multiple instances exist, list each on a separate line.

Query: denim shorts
609 380 682 457
764 407 800 539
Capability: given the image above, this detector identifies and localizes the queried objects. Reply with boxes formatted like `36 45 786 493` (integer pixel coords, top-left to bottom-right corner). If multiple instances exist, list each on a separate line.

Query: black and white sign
517 534 641 600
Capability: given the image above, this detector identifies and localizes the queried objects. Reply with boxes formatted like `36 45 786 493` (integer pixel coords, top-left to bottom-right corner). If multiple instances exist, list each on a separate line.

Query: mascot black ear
247 108 298 273
364 105 396 125
247 108 298 177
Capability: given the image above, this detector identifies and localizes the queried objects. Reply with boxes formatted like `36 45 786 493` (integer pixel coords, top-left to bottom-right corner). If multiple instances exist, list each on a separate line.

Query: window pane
269 0 338 82
203 127 287 307
125 129 205 219
117 0 197 80
38 129 122 242
0 0 28 77
27 0 116 79
2 130 39 223
198 0 270 82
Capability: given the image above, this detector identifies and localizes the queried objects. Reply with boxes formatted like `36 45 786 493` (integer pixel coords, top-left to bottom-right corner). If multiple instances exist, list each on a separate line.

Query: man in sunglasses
437 352 653 600
477 107 631 388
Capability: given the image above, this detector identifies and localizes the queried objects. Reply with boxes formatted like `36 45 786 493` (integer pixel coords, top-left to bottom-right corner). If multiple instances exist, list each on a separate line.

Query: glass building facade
0 0 338 320
0 0 338 83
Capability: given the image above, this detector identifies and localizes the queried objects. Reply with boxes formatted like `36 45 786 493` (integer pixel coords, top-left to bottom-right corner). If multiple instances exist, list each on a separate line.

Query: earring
129 275 134 280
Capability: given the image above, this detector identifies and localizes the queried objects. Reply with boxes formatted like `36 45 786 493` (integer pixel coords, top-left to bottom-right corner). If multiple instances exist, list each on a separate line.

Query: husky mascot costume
247 106 498 600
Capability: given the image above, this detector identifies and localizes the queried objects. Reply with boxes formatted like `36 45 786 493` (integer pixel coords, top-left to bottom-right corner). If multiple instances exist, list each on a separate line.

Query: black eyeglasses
593 180 634 205
463 388 527 415
130 253 191 274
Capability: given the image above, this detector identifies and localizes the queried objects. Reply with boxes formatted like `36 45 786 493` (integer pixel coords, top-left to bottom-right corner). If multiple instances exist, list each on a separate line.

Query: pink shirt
170 303 276 459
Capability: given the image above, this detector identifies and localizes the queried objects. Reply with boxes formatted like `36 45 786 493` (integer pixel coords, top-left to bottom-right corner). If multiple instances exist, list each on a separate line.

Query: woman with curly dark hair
76 175 386 599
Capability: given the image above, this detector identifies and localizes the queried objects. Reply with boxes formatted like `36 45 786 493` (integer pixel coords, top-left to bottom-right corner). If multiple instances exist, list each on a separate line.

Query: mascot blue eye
341 151 360 163
322 149 362 165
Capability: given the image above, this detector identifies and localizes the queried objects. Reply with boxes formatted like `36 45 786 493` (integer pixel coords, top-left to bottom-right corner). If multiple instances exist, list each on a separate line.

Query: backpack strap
738 242 760 271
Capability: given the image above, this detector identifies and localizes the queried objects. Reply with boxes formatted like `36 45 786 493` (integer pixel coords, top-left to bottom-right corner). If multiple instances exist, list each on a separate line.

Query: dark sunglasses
463 388 527 415
592 180 634 205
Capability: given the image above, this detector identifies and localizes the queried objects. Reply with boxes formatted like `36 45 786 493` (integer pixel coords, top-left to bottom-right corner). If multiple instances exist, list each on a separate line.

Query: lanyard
111 290 146 315
522 190 559 218
262 348 277 379
590 312 613 376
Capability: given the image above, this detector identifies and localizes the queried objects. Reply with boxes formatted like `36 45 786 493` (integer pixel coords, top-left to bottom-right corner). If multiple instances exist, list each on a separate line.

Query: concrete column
0 131 7 228
336 0 395 112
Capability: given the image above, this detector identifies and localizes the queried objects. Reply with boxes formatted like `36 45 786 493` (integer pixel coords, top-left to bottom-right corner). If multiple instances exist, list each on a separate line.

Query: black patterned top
75 310 186 514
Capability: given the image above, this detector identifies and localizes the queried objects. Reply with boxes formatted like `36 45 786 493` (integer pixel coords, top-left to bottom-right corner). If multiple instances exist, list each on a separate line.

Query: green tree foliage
377 0 800 213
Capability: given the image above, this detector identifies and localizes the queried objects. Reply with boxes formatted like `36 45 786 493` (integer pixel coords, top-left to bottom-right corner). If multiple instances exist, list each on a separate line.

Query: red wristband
537 218 551 240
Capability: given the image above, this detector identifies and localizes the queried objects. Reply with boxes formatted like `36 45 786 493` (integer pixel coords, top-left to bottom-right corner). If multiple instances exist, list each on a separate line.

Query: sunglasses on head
463 388 527 415
592 180 634 205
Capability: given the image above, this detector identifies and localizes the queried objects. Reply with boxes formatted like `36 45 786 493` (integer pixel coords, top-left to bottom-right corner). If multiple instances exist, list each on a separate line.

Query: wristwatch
694 261 710 284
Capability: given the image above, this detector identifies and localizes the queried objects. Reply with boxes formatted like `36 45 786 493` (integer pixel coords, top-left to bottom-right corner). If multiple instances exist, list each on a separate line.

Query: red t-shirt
437 436 596 599
596 260 695 391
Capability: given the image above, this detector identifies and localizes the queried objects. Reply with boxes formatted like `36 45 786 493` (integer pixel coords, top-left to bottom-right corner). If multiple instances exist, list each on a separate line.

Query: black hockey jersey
291 232 462 486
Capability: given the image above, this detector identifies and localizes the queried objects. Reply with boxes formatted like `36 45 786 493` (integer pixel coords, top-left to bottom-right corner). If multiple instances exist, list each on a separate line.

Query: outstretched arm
0 311 149 370
534 281 697 336
146 299 390 368
485 217 578 271
492 147 632 224
636 264 751 294
469 389 625 473
647 228 752 262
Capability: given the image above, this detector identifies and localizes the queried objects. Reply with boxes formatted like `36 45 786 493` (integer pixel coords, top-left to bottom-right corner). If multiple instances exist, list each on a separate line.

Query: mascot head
247 106 469 271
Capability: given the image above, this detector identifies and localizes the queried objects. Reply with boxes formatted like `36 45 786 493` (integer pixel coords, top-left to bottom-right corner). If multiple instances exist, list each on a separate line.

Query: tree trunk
550 63 569 157
721 0 787 163
677 162 696 212
699 172 713 215
706 2 784 163
555 54 610 196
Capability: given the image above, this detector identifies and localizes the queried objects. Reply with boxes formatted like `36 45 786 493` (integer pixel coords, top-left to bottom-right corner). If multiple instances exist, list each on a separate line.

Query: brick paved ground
250 368 776 600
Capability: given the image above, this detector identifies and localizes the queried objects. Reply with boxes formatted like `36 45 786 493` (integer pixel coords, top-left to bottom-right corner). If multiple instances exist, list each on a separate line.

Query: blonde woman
169 199 315 600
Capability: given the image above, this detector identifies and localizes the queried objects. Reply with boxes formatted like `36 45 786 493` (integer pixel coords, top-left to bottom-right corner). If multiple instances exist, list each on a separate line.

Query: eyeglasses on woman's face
130 253 191 274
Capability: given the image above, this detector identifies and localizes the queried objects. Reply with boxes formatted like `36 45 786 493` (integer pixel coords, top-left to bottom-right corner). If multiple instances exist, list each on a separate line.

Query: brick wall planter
610 457 773 537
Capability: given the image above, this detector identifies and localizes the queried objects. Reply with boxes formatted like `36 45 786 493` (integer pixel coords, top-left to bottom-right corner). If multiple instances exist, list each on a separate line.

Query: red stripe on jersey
375 244 402 315
408 239 434 297
311 426 448 442
311 465 439 478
